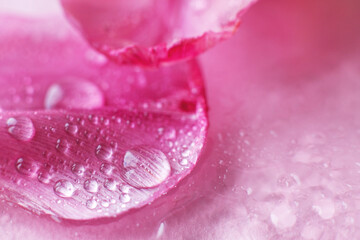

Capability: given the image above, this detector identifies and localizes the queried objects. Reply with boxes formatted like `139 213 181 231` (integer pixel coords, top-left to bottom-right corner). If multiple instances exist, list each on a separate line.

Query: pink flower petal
0 16 208 220
60 0 256 66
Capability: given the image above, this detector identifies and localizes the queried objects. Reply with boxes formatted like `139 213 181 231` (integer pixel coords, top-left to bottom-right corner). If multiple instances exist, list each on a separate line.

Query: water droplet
119 184 131 193
56 139 70 154
100 163 114 175
123 146 171 188
37 171 52 184
270 203 297 229
86 198 97 210
179 159 189 166
84 179 99 193
7 117 35 141
181 149 191 158
54 180 75 198
44 79 104 110
64 123 79 135
44 84 62 109
96 145 113 161
164 128 176 140
156 222 165 239
104 178 117 191
312 198 335 219
15 158 39 177
101 200 110 208
120 193 130 203
71 163 85 176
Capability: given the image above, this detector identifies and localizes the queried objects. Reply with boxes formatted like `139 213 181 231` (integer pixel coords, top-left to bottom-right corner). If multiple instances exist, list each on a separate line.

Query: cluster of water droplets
2 103 205 217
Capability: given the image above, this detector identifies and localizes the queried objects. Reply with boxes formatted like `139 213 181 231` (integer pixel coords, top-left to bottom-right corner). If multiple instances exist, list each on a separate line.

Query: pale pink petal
60 0 256 66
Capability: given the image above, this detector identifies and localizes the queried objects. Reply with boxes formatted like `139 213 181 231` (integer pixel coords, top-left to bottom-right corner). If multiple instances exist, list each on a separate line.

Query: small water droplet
100 163 114 175
181 149 191 158
104 178 117 191
37 171 52 184
101 200 110 208
7 117 35 141
96 145 113 161
71 163 85 176
54 180 75 198
56 139 70 154
179 159 189 166
164 128 176 140
123 146 171 188
119 184 131 193
15 158 39 177
84 179 99 193
120 193 130 203
64 123 79 135
86 198 97 210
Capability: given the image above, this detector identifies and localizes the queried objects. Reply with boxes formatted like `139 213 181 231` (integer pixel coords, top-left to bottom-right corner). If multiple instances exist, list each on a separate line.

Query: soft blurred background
1 0 360 239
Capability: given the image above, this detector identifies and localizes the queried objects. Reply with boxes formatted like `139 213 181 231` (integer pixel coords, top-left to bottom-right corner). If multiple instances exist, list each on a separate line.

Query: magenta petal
60 0 256 66
0 16 208 220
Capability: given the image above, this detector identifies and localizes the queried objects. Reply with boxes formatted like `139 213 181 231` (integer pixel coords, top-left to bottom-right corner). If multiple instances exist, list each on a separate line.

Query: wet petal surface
1 0 360 239
0 15 207 220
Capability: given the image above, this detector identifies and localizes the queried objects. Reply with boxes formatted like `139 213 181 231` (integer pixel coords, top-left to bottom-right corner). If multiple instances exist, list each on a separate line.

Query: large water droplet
123 146 171 188
44 78 104 109
15 158 39 177
96 145 113 161
84 179 99 193
7 117 35 141
54 180 75 198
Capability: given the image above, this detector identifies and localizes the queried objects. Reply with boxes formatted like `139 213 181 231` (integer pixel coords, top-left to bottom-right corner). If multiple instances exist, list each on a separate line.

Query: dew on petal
104 178 117 191
123 146 171 188
120 193 131 203
7 117 35 141
15 158 39 177
86 198 97 210
64 122 79 135
96 144 113 161
71 163 85 176
100 163 114 175
37 171 52 184
54 180 75 198
84 179 99 193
